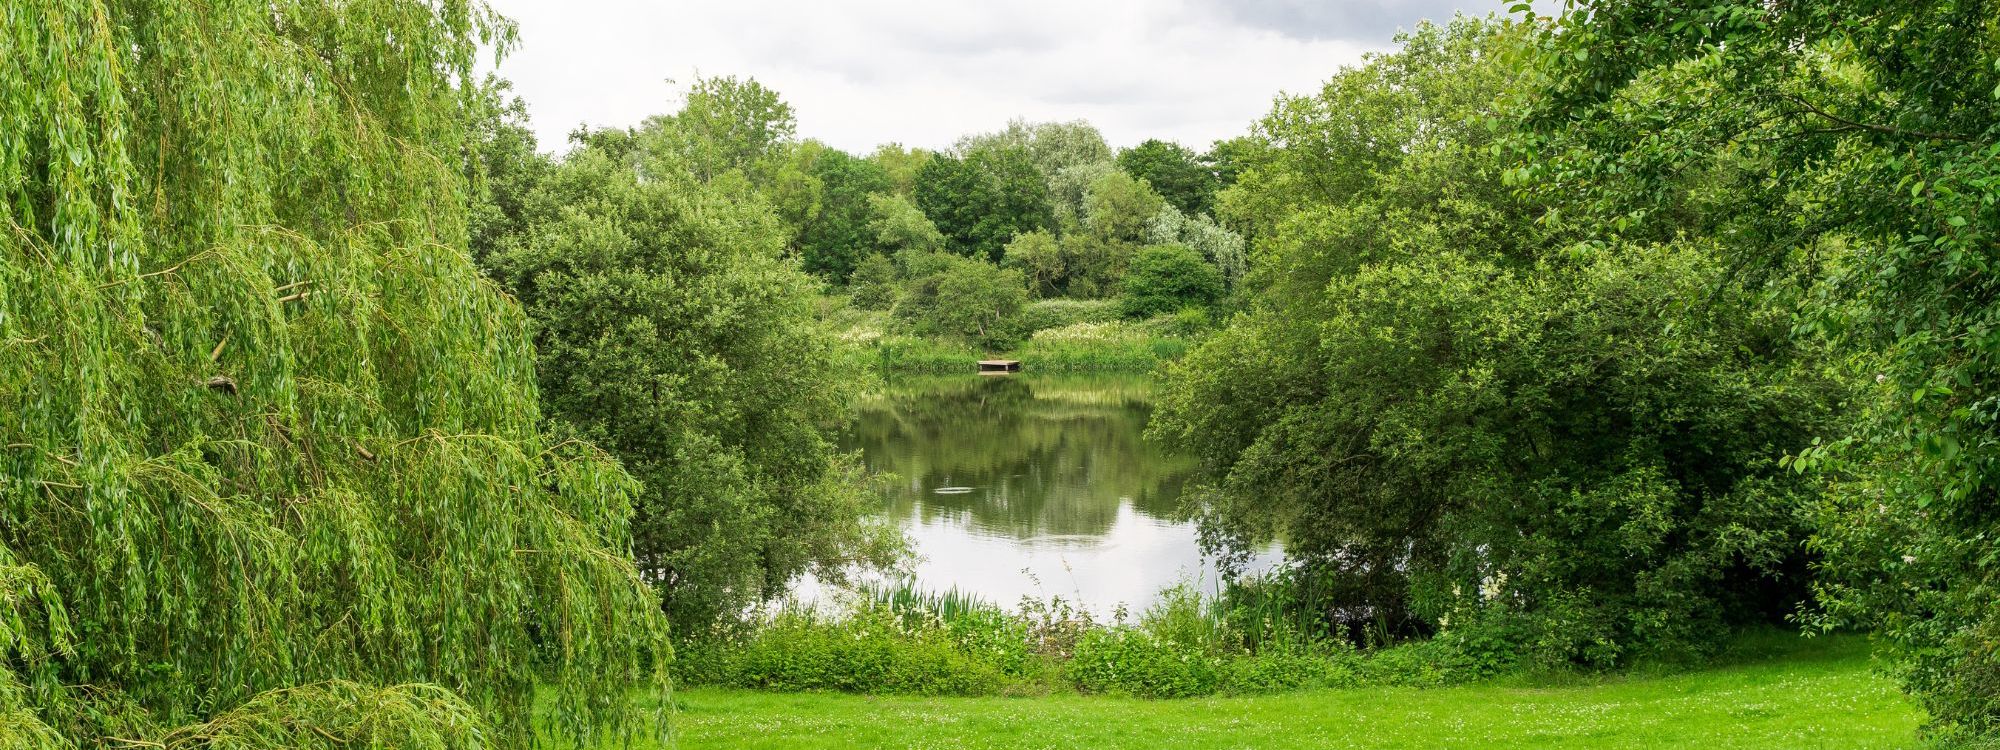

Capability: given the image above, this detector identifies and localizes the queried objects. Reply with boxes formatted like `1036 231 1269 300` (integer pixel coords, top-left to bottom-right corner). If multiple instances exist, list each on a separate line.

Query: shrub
1018 298 1122 333
850 253 900 310
891 252 1031 349
1139 583 1234 654
1119 244 1224 318
724 608 1008 695
1068 628 1225 698
1166 306 1213 336
1222 649 1360 694
678 580 1528 700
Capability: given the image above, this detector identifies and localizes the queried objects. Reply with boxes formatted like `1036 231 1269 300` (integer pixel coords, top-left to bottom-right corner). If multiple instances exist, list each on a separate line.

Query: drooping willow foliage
1 1 670 747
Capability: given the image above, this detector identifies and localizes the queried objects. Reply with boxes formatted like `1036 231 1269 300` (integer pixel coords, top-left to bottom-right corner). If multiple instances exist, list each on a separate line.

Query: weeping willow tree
0 1 670 747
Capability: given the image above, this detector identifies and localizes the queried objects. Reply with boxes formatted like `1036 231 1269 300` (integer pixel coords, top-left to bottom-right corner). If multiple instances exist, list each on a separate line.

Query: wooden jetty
977 359 1022 374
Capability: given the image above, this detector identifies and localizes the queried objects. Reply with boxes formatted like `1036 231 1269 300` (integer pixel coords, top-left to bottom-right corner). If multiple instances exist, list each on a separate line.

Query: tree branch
1781 94 1978 144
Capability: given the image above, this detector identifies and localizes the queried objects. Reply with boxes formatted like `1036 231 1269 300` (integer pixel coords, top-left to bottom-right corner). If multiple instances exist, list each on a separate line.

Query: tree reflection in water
843 375 1194 541
834 375 1275 613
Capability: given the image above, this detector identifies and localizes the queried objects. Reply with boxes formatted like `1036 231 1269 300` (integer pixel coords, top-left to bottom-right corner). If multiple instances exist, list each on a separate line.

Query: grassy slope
668 636 1920 749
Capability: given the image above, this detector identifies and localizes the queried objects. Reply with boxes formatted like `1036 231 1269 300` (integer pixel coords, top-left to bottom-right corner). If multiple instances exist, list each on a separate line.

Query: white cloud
481 0 1513 155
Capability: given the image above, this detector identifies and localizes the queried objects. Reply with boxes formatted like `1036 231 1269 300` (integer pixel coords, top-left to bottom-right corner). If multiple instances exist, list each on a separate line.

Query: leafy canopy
480 127 901 633
0 1 669 747
1117 139 1220 218
1518 0 2000 737
1153 17 1838 666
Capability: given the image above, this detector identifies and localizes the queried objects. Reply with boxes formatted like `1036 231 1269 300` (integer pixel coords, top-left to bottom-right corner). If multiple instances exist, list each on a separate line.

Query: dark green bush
1118 244 1223 318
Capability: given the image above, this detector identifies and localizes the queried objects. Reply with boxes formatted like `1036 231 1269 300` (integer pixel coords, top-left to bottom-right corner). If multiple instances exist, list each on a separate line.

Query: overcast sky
481 0 1518 155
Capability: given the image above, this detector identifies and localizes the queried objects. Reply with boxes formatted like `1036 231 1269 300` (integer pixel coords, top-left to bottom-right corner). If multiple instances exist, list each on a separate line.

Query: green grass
664 635 1920 749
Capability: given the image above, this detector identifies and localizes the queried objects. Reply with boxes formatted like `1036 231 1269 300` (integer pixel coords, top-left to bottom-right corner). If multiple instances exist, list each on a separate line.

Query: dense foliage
914 147 1057 263
1153 18 1840 666
790 146 895 280
475 114 899 632
0 1 669 747
1119 245 1225 319
1116 139 1221 218
890 252 1033 349
1516 0 2000 738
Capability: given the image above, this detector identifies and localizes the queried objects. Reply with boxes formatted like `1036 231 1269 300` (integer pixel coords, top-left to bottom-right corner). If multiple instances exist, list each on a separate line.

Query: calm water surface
833 374 1277 614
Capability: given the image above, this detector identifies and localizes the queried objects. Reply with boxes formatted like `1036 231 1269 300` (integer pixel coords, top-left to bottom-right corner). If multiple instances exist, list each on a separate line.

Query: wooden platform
977 359 1021 373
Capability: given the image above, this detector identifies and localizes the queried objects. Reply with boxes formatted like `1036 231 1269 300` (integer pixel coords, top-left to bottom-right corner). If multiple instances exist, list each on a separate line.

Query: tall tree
913 147 1055 262
0 1 668 747
868 143 934 197
1153 17 1837 666
645 75 797 183
484 136 900 633
791 146 894 281
1116 139 1219 217
466 77 552 269
1522 0 2000 738
957 119 1115 188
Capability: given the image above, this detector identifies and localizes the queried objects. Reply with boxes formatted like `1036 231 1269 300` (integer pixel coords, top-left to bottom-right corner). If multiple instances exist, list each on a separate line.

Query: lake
829 373 1278 615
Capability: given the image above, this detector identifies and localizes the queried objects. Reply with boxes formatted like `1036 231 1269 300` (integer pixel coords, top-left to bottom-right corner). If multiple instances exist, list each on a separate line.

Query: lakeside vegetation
675 576 1525 698
6 0 1999 747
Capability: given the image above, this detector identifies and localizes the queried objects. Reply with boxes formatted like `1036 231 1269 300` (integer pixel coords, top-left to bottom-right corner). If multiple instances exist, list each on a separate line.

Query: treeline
1153 6 2000 743
478 76 1249 350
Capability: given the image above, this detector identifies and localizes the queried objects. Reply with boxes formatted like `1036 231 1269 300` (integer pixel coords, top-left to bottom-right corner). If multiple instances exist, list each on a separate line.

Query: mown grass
663 634 1919 749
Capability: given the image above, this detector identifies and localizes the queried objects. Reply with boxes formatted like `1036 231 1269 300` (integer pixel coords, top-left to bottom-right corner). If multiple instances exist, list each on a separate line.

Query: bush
1068 628 1225 698
850 253 900 310
1119 244 1224 318
1222 648 1360 694
1018 298 1122 333
678 579 1536 700
723 608 1009 695
891 252 1031 349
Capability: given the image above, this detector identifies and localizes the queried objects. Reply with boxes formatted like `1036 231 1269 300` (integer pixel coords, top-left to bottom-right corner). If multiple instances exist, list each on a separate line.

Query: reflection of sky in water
899 499 1281 616
795 374 1280 615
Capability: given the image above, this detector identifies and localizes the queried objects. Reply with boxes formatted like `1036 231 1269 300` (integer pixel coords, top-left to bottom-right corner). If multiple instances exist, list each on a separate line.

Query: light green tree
484 138 901 633
1148 204 1247 287
644 74 797 183
0 1 669 747
869 143 935 197
1084 170 1167 245
867 192 948 255
1050 161 1118 230
1002 229 1067 297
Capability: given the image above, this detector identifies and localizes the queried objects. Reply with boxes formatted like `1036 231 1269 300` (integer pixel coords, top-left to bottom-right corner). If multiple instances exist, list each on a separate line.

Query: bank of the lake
828 298 1202 375
871 331 1190 374
668 634 1918 750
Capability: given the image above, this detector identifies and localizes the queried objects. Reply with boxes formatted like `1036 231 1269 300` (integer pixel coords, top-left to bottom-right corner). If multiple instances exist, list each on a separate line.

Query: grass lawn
665 635 1921 749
